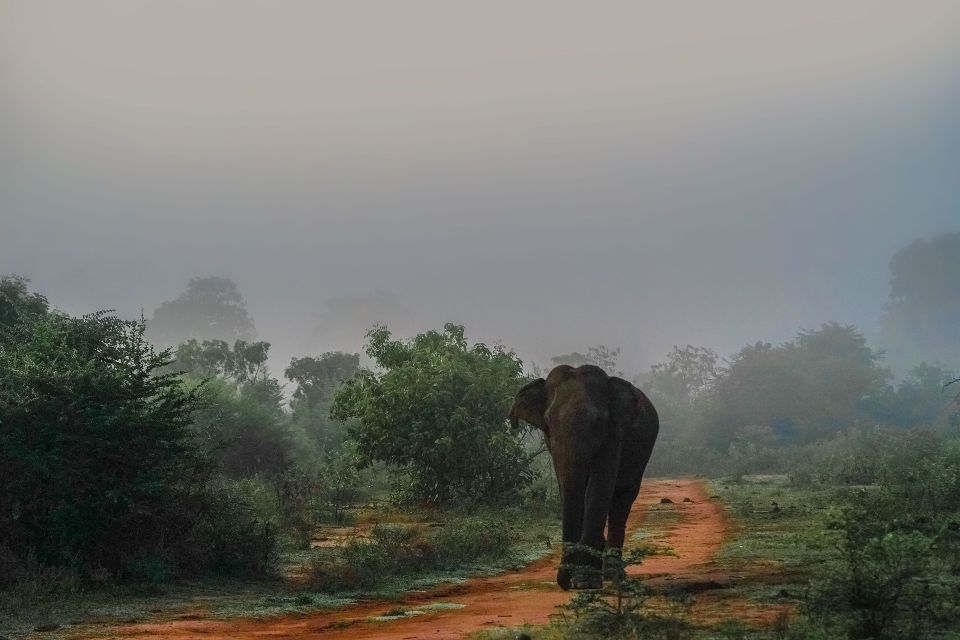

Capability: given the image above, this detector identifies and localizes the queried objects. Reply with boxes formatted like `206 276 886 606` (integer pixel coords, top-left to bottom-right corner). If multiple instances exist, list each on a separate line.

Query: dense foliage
709 323 891 445
332 323 534 504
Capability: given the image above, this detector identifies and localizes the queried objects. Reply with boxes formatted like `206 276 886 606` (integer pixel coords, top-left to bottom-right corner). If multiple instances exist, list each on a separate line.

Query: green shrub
0 309 281 585
806 493 960 639
0 312 207 579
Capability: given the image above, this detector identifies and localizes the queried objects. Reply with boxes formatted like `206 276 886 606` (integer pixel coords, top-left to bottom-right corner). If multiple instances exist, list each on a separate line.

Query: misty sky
2 1 959 376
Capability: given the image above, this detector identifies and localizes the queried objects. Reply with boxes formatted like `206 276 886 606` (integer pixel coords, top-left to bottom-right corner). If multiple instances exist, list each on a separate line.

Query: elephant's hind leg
603 484 642 582
606 484 640 551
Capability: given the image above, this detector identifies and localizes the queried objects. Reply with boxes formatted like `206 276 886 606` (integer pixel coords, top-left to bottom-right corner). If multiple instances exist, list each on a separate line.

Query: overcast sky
2 1 959 375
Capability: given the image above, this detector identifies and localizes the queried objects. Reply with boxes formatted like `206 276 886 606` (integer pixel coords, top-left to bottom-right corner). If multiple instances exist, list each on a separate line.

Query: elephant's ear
609 377 659 439
509 378 549 433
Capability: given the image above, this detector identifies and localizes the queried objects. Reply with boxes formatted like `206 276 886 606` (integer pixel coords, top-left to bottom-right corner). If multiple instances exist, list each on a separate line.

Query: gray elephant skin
509 364 659 590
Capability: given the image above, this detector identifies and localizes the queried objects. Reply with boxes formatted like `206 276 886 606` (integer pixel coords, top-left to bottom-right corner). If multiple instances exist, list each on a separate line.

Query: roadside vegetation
0 275 556 637
1 234 959 639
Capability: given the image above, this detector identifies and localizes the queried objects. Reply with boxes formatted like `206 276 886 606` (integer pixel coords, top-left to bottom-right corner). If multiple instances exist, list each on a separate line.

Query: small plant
557 545 690 639
308 523 433 591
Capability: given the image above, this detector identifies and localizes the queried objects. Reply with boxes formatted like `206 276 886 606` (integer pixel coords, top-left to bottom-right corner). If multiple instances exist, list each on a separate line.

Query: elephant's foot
556 566 572 591
570 571 602 590
558 565 602 590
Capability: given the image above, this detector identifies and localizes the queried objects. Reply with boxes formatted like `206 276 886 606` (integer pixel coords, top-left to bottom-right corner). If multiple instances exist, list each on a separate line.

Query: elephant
509 364 658 590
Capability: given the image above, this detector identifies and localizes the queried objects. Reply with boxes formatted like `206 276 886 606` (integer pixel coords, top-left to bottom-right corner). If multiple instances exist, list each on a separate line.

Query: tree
331 323 533 504
641 345 719 432
880 233 960 372
148 276 256 347
286 352 360 407
871 362 957 430
173 339 292 479
190 377 292 479
286 352 361 452
705 323 891 447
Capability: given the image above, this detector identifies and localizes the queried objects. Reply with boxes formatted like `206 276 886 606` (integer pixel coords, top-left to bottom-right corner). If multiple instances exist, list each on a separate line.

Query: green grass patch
708 478 839 579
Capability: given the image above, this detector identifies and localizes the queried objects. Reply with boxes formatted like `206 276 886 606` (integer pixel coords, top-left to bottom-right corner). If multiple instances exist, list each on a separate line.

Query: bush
182 483 278 578
804 478 960 639
432 517 512 568
0 310 278 585
0 549 83 617
308 524 431 591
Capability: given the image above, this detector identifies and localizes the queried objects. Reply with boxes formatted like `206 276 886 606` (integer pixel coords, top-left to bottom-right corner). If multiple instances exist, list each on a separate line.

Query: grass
708 478 839 581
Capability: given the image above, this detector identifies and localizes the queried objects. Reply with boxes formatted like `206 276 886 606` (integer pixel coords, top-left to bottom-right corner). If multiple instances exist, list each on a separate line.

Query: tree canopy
172 338 272 385
706 323 891 445
286 352 360 407
285 352 361 454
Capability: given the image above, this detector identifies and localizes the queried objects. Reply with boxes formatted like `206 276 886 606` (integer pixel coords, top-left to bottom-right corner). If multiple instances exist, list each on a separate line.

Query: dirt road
76 479 771 639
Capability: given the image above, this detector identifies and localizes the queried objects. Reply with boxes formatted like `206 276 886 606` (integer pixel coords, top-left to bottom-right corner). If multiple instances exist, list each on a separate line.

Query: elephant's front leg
556 468 589 591
572 458 620 589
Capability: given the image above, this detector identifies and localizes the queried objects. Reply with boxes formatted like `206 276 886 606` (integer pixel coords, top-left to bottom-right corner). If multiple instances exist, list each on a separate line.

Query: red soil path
73 479 780 640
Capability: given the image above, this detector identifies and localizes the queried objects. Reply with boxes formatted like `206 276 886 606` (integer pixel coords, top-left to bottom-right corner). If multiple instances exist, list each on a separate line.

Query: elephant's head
510 365 633 436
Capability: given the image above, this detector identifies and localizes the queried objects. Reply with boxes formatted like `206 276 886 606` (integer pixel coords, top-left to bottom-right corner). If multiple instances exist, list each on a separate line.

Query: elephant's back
546 364 610 394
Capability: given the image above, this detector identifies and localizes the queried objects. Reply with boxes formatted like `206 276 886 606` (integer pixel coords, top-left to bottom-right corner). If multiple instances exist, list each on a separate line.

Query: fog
2 1 959 376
